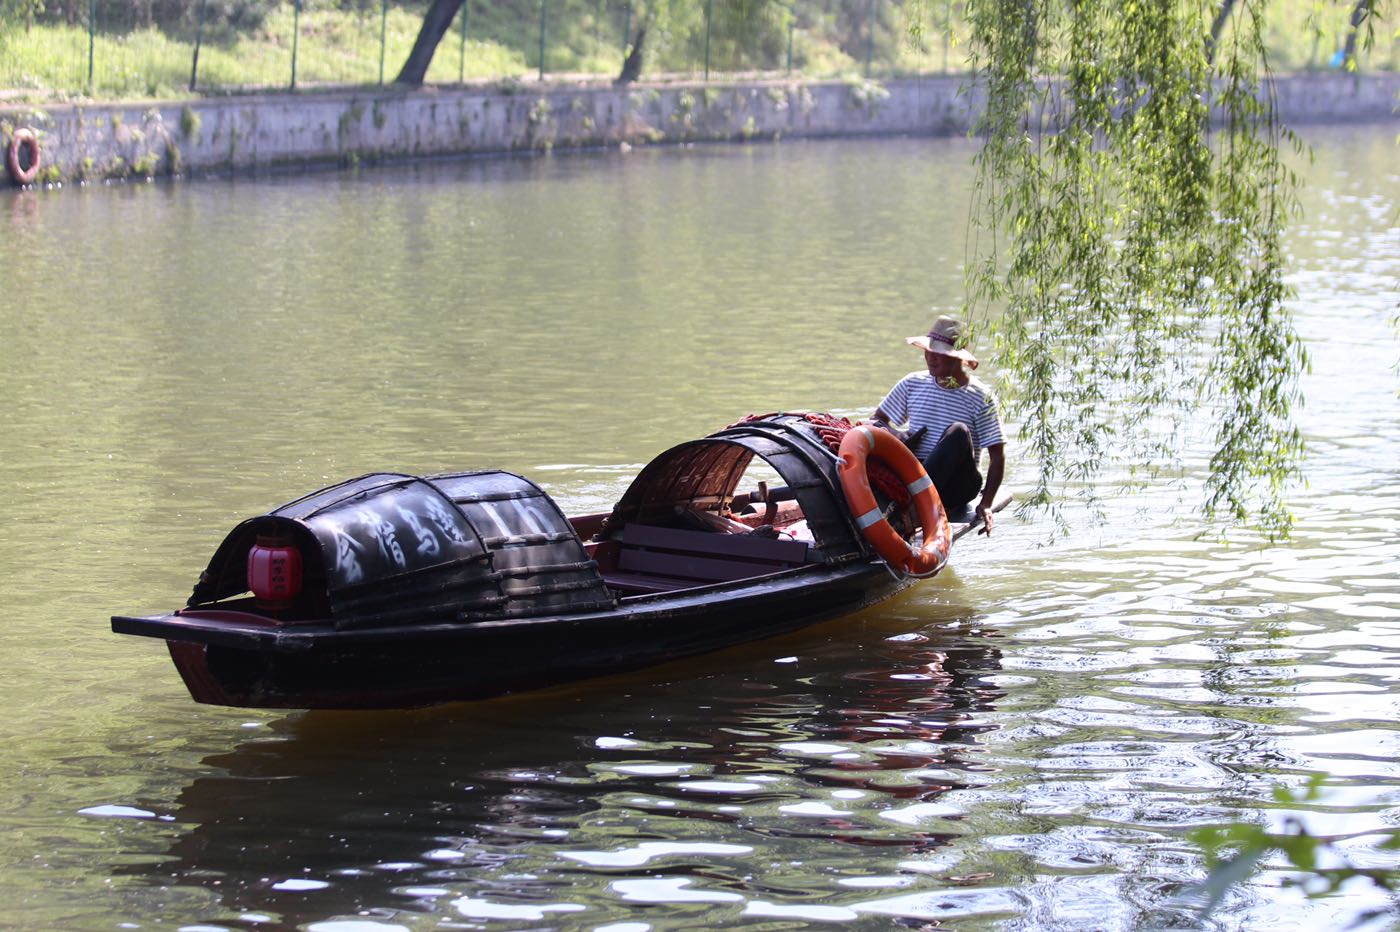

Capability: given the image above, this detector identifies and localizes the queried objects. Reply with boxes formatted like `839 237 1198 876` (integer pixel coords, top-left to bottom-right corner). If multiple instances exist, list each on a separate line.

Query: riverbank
2 72 1397 186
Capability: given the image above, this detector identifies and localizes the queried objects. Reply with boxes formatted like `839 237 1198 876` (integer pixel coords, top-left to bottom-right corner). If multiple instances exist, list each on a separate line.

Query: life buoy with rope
837 424 951 578
6 128 41 186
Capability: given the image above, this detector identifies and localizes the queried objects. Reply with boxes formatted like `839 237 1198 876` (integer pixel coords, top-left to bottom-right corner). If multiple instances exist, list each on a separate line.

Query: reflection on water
1 126 1398 929
123 625 1005 928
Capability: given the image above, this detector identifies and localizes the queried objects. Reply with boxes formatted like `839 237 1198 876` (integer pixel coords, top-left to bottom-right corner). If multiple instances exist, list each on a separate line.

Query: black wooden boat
111 413 1003 709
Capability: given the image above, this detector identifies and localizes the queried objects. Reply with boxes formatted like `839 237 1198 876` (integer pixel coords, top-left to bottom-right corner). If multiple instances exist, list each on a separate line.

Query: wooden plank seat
604 523 812 595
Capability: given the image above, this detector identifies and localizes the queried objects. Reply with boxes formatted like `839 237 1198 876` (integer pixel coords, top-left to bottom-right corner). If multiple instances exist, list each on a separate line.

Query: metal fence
2 0 971 100
1 0 1394 102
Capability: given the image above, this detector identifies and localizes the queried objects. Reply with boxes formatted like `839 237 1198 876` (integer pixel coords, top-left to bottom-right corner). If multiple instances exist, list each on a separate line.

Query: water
1 127 1397 930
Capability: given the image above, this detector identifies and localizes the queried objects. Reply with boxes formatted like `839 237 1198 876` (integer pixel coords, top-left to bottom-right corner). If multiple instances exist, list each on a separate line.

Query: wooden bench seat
603 523 811 595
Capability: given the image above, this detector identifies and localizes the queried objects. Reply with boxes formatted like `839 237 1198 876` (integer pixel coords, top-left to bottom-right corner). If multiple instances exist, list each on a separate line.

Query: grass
0 7 542 102
0 0 1396 104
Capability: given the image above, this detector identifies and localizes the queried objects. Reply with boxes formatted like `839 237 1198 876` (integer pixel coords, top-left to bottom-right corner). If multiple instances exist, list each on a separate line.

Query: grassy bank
1 7 539 101
1 0 1397 105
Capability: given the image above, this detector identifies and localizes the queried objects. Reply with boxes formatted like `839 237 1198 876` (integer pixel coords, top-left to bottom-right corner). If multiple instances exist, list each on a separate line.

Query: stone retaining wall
2 73 1396 185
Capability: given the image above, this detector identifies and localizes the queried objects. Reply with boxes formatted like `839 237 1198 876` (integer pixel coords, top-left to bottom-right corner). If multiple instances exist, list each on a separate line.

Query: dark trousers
921 423 982 510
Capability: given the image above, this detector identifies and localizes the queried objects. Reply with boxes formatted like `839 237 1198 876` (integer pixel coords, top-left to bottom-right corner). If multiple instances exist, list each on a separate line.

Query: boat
111 413 1007 709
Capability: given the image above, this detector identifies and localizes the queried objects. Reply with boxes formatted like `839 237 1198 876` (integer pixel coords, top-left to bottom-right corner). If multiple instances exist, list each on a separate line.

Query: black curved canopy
603 413 867 562
188 470 615 628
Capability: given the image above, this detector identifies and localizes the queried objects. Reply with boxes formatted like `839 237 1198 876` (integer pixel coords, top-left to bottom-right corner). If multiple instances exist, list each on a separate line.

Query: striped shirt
879 371 1005 462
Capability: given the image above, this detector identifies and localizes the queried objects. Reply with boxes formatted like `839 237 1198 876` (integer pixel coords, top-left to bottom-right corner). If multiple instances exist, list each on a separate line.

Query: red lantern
247 534 303 606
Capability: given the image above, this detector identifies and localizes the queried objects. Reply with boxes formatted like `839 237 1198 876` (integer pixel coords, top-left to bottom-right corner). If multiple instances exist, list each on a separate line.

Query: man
872 316 1006 535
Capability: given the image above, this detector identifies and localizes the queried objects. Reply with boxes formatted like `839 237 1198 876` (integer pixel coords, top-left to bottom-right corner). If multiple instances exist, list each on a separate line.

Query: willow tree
955 0 1339 539
388 0 1387 535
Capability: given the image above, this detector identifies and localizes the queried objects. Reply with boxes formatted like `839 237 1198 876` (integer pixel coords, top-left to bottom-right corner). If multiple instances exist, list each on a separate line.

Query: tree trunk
1205 0 1236 64
1342 0 1373 68
615 26 646 84
394 0 466 86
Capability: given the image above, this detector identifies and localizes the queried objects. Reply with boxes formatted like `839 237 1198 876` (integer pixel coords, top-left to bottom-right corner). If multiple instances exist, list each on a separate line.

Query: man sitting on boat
871 315 1006 535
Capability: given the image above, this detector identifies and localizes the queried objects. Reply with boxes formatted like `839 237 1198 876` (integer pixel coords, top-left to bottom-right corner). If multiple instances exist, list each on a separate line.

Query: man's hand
976 444 1005 537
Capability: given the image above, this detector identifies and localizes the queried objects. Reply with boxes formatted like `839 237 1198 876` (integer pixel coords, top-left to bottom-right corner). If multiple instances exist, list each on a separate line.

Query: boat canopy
603 413 869 563
187 470 616 629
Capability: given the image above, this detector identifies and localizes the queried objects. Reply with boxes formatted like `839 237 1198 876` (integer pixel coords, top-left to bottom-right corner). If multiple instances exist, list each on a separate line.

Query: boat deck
590 524 813 595
581 487 1010 597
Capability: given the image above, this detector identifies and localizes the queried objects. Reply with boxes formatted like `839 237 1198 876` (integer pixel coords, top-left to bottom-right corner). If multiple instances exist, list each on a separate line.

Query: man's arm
872 376 910 429
976 443 1005 535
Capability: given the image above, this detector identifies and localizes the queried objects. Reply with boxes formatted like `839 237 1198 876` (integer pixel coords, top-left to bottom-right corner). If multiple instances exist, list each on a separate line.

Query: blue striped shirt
879 371 1005 462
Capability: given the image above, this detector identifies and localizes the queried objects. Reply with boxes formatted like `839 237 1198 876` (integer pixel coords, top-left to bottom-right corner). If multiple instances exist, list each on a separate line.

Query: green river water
1 126 1398 930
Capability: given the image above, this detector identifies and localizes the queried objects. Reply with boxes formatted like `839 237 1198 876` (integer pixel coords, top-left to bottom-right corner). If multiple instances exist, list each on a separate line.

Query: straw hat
906 316 979 369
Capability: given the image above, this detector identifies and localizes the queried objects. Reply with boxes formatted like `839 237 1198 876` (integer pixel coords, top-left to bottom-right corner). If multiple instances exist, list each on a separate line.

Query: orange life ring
6 128 41 186
837 425 951 578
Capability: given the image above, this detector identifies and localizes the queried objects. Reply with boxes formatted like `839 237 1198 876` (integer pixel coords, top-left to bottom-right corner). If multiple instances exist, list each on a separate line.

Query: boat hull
115 561 908 709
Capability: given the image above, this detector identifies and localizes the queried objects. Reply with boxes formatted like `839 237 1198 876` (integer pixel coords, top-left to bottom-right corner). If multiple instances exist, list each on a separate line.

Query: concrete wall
2 73 1396 185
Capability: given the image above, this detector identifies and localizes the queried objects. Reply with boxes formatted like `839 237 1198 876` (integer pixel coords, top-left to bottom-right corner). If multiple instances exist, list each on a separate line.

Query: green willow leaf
959 0 1309 537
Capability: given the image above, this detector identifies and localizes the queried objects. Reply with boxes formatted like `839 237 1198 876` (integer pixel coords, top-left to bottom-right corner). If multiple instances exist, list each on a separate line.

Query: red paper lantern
247 534 303 604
